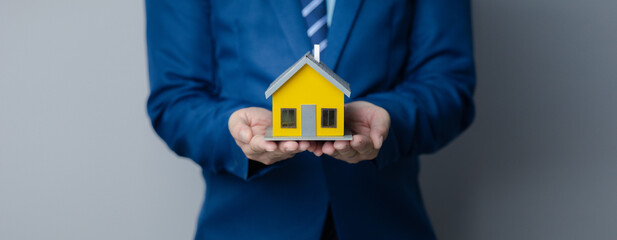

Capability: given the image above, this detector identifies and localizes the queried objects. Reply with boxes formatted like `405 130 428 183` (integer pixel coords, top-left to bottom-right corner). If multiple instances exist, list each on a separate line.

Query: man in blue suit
146 0 475 239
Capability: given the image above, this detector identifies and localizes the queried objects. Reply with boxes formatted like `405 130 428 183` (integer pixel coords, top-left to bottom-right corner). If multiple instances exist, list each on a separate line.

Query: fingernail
377 136 384 149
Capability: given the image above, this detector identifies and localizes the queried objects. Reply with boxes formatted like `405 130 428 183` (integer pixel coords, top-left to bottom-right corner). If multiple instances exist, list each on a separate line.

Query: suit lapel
267 0 312 58
322 0 364 70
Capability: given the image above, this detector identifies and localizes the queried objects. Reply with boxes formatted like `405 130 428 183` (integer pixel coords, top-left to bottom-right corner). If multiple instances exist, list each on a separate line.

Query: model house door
301 105 316 136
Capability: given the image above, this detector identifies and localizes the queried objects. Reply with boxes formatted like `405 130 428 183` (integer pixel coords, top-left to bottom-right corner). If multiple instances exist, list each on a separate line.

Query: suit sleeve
145 0 255 179
361 0 476 168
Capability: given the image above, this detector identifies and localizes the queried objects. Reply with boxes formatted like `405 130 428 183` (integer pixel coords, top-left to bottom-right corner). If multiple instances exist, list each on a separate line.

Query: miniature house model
264 46 352 141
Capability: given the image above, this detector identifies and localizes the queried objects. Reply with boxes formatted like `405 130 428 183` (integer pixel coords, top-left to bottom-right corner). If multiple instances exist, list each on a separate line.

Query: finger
246 134 275 154
251 143 296 165
251 130 277 152
313 142 324 157
338 149 358 160
350 134 374 155
307 141 317 152
298 141 310 152
369 110 390 149
262 138 278 152
243 143 264 156
333 140 350 151
279 141 299 153
322 141 336 155
246 137 266 154
268 144 301 161
333 141 358 159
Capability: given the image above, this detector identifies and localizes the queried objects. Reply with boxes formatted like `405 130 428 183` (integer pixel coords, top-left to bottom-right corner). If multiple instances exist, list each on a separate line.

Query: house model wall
264 49 351 141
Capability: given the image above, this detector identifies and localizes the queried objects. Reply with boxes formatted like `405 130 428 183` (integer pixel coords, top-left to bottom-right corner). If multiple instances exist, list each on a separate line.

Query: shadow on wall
419 0 617 240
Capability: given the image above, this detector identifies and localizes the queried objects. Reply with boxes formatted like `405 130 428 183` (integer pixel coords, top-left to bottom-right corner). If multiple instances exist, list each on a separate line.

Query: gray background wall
0 0 615 239
421 1 617 239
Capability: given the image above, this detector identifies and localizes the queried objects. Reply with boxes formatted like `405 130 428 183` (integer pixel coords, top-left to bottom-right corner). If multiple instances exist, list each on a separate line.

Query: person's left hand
314 101 391 164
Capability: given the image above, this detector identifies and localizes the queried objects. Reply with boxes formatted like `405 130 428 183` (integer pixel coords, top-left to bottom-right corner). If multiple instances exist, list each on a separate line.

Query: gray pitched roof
265 52 351 99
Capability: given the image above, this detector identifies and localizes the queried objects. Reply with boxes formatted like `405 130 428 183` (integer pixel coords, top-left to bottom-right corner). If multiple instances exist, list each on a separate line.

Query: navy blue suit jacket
146 0 475 239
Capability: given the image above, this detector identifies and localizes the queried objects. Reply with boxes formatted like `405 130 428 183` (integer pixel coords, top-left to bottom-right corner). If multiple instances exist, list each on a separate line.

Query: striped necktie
300 0 328 52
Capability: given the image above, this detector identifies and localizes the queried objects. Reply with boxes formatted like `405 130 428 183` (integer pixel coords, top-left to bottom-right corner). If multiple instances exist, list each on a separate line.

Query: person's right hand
228 107 312 165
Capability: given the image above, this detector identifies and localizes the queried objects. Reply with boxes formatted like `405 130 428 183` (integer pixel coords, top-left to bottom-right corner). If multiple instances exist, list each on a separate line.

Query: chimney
314 44 320 63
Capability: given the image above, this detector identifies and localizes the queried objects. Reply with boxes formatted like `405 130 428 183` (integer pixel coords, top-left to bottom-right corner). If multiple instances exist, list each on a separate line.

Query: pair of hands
228 101 390 165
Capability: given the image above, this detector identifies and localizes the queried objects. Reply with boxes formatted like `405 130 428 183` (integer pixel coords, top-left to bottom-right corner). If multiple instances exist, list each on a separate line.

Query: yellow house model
264 48 352 141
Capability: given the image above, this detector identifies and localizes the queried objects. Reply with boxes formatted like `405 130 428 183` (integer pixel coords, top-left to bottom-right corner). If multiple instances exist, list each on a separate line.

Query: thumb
369 109 390 149
229 110 253 144
238 126 253 144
